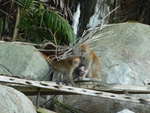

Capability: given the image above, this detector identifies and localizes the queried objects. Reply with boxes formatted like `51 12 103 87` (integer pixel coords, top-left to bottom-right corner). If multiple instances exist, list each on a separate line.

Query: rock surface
0 42 50 80
63 23 150 113
0 84 36 113
90 22 150 85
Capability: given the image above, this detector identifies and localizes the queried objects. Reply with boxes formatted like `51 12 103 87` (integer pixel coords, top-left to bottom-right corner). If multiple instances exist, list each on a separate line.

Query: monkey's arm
65 70 76 87
82 57 93 78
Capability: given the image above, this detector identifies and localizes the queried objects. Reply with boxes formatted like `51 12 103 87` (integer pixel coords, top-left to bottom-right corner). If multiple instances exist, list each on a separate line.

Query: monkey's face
73 58 81 68
79 66 85 71
80 50 88 59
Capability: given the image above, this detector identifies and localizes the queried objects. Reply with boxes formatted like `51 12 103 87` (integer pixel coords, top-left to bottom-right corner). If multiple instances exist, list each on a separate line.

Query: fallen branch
0 75 150 105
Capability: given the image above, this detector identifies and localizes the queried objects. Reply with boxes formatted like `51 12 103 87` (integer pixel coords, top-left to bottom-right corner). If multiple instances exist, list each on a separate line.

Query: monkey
73 63 86 79
73 45 119 87
45 56 80 109
51 56 81 86
79 44 101 79
76 63 86 76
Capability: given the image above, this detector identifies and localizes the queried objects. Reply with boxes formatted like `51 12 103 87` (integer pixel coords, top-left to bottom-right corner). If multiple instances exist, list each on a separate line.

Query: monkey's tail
42 68 54 81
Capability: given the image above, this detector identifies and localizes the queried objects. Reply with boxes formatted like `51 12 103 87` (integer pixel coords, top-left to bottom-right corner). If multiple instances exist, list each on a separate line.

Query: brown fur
80 44 101 78
52 56 81 86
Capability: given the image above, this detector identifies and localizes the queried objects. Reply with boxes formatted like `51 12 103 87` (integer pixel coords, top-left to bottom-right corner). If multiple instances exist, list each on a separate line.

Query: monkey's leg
62 77 69 86
91 68 99 78
53 71 62 84
85 68 92 78
65 72 76 86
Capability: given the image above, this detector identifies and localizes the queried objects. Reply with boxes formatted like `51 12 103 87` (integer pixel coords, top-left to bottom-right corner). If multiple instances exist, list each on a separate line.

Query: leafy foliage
16 0 76 44
0 0 75 44
15 0 36 13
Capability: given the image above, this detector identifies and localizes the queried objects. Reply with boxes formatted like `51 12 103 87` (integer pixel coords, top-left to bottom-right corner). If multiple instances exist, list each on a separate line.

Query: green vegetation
0 0 76 44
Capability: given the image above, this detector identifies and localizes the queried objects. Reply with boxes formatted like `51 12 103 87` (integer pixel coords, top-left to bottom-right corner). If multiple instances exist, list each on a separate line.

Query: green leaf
15 0 37 14
39 3 44 9
16 0 76 44
43 9 76 44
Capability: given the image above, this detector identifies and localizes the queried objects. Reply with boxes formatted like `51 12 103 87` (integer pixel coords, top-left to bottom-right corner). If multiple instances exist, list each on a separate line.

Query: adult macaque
79 44 101 78
52 56 81 86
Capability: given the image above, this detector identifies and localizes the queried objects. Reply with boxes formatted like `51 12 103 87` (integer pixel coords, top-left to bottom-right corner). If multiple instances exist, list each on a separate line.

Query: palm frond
15 0 37 14
14 0 75 44
37 8 76 44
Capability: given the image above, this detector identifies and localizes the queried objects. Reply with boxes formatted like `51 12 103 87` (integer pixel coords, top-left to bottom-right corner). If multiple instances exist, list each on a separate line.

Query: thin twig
0 9 13 18
101 6 120 21
53 30 59 60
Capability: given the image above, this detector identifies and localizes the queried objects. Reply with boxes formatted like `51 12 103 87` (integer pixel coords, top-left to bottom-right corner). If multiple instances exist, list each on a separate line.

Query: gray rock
90 22 150 85
64 95 150 113
0 64 12 76
63 23 150 113
0 84 36 113
0 42 50 80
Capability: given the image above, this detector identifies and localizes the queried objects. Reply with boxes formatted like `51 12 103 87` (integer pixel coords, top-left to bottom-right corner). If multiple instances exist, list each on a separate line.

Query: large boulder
63 23 150 113
90 22 150 85
0 84 36 113
0 42 50 80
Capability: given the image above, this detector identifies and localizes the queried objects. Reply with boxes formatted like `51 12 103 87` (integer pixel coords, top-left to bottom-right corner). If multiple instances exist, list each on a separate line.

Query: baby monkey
73 63 86 79
52 56 81 86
